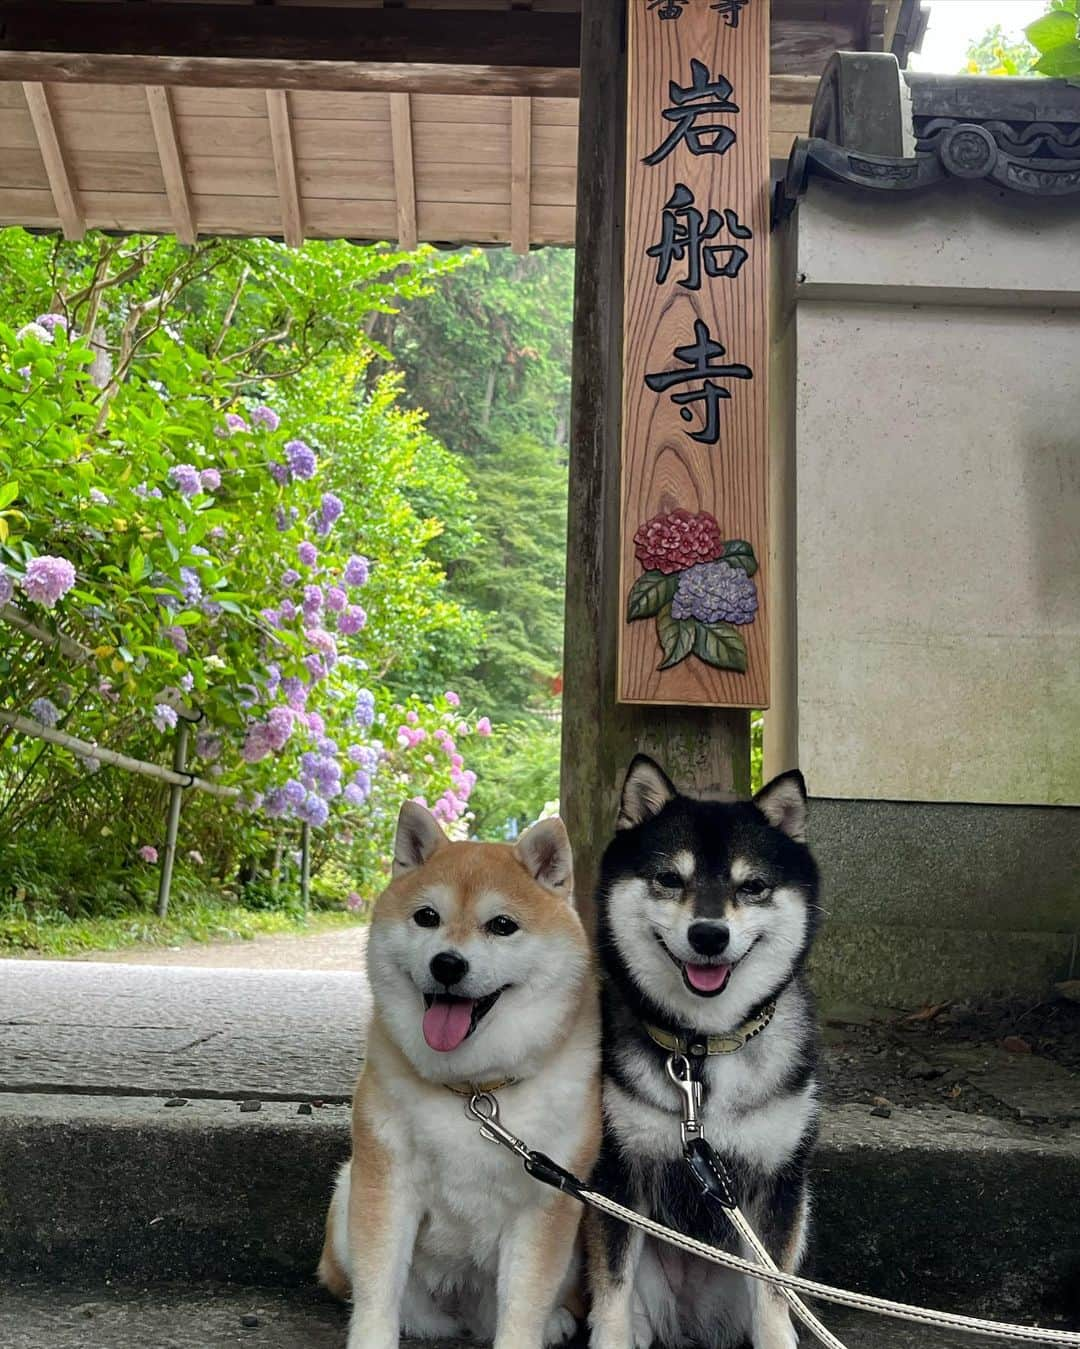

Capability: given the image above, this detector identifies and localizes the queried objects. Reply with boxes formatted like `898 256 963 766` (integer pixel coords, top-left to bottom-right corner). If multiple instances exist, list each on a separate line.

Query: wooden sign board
618 0 770 709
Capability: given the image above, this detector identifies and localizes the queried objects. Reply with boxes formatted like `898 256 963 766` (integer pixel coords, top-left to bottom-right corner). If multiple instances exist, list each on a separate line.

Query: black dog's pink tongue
423 999 474 1052
685 963 731 993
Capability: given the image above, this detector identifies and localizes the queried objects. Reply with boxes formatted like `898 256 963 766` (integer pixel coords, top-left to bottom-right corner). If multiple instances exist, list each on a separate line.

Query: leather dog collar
643 1001 777 1058
444 1077 518 1097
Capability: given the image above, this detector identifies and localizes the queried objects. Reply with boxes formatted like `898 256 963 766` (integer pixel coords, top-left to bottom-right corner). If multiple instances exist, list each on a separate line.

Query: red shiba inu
319 801 600 1349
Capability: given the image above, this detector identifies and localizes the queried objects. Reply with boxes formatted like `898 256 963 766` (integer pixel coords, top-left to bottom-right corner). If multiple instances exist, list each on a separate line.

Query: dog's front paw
543 1305 577 1346
630 1291 654 1349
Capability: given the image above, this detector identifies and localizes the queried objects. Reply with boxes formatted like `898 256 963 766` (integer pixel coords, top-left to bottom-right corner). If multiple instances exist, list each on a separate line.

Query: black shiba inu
587 756 822 1349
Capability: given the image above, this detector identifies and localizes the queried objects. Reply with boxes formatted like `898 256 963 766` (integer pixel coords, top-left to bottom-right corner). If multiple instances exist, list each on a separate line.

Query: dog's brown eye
655 871 683 890
413 906 440 928
486 915 519 937
741 878 768 898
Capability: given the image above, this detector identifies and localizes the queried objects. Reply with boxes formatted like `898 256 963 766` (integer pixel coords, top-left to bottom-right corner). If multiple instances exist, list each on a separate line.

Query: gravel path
80 923 369 970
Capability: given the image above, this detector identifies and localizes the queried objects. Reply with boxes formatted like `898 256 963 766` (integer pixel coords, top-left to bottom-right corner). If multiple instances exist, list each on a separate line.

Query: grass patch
0 901 360 958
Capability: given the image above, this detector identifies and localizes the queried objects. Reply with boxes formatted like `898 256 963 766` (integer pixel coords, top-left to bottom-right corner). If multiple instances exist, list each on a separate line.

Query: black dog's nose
687 921 730 957
430 951 469 987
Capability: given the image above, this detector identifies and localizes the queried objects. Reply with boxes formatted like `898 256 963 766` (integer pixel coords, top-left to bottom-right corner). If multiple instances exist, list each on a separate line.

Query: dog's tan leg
343 1097 420 1349
491 1188 583 1349
317 1161 352 1300
586 1210 649 1349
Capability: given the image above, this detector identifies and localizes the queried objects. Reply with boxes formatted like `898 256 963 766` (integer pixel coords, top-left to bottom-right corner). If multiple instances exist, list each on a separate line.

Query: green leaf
0 481 18 510
1033 43 1080 76
656 605 694 670
692 620 748 673
627 569 679 622
1026 9 1078 52
721 540 758 577
128 548 145 581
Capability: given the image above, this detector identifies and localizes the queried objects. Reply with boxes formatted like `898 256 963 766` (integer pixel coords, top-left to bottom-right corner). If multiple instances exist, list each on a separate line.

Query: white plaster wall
793 187 1080 806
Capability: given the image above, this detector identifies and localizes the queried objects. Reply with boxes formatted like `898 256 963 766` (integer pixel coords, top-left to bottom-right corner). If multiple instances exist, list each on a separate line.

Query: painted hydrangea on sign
627 509 758 673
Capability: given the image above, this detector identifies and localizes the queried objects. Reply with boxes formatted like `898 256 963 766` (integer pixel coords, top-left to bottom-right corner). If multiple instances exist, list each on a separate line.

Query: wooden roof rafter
21 80 83 239
145 85 195 245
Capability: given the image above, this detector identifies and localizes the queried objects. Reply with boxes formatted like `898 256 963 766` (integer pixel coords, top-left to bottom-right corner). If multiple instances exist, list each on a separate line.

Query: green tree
965 23 1038 74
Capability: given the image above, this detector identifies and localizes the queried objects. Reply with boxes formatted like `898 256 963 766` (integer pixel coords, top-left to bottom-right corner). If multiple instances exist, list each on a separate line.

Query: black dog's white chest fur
588 757 823 1349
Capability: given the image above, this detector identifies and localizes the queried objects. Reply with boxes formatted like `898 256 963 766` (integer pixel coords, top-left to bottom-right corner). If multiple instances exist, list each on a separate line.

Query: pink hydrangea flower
138 845 159 864
444 691 461 707
22 555 76 608
477 717 493 736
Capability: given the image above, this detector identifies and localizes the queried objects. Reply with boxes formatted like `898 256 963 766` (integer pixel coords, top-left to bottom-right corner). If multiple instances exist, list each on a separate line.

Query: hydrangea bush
0 231 488 909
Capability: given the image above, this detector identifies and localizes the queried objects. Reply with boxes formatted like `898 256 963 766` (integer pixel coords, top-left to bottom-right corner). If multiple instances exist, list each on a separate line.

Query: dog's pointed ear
393 801 449 876
617 755 677 830
515 817 574 901
754 770 808 842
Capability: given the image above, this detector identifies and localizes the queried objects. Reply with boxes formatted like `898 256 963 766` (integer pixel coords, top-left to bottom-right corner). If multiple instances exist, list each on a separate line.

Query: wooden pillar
562 0 749 924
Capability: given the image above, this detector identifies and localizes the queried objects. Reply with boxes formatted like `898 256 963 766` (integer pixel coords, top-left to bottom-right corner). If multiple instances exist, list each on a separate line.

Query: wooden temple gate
0 0 925 903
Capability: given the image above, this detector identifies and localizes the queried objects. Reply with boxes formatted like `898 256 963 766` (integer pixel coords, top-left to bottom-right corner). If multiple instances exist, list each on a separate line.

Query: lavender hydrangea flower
285 439 317 481
179 567 202 606
22 555 76 608
304 654 326 683
171 464 202 499
263 787 289 819
269 461 290 486
348 744 379 773
266 705 295 752
195 732 222 762
281 568 300 587
265 663 282 698
318 492 344 535
252 405 280 432
354 689 376 727
36 313 68 335
670 561 759 626
343 555 370 587
180 673 195 693
164 625 189 655
0 567 13 606
338 605 366 636
200 468 221 492
89 488 109 506
298 541 318 568
242 722 274 764
30 697 60 727
282 677 307 711
302 584 323 618
278 598 298 623
152 704 179 733
324 585 346 613
225 413 249 435
342 782 368 807
296 793 330 828
283 778 307 810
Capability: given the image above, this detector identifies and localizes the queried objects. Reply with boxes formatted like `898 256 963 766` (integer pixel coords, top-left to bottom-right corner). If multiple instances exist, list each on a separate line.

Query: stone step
2 1092 1078 1328
1 1283 1071 1349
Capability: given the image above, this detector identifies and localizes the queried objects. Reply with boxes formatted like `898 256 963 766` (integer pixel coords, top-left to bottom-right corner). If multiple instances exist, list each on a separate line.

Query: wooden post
157 719 190 920
561 0 749 924
300 821 311 913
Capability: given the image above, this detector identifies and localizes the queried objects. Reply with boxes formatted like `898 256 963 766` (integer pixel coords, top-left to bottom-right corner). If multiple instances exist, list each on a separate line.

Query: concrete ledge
2 1094 1078 1324
0 1283 1037 1349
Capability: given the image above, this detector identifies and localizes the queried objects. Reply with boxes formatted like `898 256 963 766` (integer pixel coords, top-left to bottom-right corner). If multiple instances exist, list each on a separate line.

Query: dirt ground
821 992 1080 1132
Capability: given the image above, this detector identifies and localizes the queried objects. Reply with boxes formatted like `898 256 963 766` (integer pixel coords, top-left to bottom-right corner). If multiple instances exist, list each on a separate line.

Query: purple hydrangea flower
180 673 195 693
263 787 290 818
342 782 368 807
242 722 274 764
325 585 347 613
152 704 179 733
266 705 295 752
200 468 221 492
338 604 366 636
343 555 370 587
304 654 326 683
297 793 330 828
298 541 318 568
318 492 344 536
171 464 202 499
195 732 222 762
671 561 759 626
201 599 223 620
23 555 76 608
0 567 13 606
89 488 109 506
164 625 189 655
36 313 68 335
281 568 300 587
348 745 379 773
225 412 249 435
317 737 338 756
252 405 280 432
269 461 290 487
278 598 298 623
351 769 372 797
283 778 307 810
302 584 323 618
179 567 202 606
282 676 307 711
354 689 376 728
265 663 282 698
285 439 317 481
30 696 60 727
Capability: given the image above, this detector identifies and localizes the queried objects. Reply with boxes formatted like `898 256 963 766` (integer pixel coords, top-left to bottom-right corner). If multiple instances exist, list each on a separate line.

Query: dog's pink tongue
685 963 731 993
422 999 474 1052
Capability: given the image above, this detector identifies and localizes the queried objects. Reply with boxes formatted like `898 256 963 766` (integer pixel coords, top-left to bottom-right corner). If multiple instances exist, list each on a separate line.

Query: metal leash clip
665 1053 705 1145
466 1091 532 1163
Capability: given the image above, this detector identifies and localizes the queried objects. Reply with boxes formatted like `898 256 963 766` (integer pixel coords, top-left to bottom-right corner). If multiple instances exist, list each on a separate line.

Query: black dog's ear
754 770 808 842
617 755 677 831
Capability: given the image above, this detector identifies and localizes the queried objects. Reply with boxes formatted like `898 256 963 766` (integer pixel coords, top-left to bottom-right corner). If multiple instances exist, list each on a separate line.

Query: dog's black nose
687 921 730 956
430 951 469 987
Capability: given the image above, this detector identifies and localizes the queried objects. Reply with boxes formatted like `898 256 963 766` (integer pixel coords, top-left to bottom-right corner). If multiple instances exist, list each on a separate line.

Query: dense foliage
0 230 504 936
966 1 1079 79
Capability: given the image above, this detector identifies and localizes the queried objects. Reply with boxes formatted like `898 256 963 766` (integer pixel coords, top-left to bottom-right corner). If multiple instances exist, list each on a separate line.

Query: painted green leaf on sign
721 540 758 576
692 620 748 673
656 604 695 670
628 569 679 622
